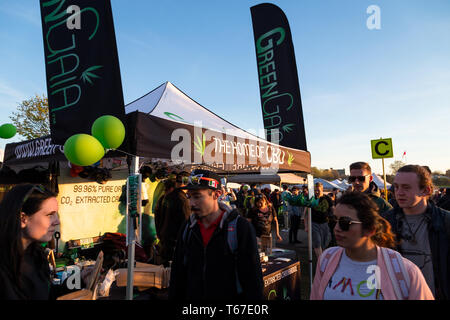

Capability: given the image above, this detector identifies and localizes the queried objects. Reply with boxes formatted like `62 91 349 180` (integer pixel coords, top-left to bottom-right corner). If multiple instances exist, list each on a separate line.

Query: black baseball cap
181 169 222 191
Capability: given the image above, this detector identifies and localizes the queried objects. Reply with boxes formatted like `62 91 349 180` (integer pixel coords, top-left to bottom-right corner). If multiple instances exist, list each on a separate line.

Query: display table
261 251 301 300
98 249 301 300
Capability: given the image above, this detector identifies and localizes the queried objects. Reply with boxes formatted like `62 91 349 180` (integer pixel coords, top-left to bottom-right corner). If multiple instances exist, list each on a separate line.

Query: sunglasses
334 215 363 231
348 174 370 183
182 175 219 189
22 184 46 205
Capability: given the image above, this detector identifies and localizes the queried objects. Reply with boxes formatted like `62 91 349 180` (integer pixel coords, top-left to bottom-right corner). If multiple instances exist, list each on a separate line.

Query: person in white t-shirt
311 192 434 300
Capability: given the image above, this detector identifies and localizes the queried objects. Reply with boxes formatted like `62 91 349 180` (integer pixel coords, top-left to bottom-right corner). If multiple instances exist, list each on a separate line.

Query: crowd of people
0 161 449 300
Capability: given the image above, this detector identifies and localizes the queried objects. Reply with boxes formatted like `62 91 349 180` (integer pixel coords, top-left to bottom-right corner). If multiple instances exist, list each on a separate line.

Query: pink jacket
310 246 434 300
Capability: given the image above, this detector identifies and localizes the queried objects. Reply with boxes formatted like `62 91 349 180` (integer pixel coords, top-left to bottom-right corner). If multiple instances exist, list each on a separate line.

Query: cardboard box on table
115 262 171 290
57 251 104 300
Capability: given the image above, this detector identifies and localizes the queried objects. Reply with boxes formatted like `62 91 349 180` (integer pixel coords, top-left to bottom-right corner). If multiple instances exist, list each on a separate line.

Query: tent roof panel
125 82 166 114
228 173 305 184
125 82 300 146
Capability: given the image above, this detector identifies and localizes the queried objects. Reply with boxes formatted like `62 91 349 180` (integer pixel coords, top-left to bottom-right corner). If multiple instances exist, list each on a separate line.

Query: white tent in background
331 179 351 190
261 184 281 192
371 173 391 189
314 178 346 191
226 182 242 190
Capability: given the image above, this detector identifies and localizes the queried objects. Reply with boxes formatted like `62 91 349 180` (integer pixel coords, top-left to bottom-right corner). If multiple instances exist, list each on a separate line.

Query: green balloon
0 123 17 139
63 134 105 166
91 115 125 149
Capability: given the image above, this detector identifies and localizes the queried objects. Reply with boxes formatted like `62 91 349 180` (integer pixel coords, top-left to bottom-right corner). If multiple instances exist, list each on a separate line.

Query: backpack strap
381 247 410 300
227 215 239 253
319 247 341 278
181 221 193 267
226 215 242 295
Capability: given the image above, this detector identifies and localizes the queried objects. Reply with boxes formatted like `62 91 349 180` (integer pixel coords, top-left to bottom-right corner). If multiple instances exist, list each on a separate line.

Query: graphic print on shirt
399 213 435 295
323 251 383 300
327 275 383 300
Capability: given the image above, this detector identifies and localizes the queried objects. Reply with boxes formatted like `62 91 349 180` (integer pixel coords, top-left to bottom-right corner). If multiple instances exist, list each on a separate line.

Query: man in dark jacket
383 165 450 300
437 188 450 211
169 169 263 301
348 161 392 214
157 172 191 266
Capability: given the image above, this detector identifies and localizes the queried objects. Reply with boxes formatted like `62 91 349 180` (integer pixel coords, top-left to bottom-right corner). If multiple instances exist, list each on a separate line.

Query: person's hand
276 234 283 242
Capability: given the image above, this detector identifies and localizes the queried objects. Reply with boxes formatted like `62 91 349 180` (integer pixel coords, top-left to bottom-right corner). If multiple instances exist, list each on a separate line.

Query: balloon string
108 148 146 170
107 148 138 158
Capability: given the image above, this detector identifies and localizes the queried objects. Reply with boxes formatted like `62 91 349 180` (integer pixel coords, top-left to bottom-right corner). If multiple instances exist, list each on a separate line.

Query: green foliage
389 160 406 175
386 175 395 184
9 94 50 140
310 167 340 180
432 175 450 188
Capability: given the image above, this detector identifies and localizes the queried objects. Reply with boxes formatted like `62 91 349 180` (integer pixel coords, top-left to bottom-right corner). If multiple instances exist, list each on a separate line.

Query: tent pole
306 174 314 292
382 158 388 201
126 156 139 300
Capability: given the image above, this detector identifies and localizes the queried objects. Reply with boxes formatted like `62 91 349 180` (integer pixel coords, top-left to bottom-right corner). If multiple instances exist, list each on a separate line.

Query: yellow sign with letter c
371 138 393 159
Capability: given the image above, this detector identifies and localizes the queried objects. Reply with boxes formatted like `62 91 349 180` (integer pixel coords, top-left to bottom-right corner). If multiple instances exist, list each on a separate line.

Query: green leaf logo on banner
194 134 206 156
287 152 294 166
80 65 103 85
282 123 295 133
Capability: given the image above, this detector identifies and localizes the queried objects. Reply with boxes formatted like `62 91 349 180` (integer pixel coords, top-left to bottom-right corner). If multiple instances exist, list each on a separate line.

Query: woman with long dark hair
247 194 282 252
0 184 60 299
310 192 433 300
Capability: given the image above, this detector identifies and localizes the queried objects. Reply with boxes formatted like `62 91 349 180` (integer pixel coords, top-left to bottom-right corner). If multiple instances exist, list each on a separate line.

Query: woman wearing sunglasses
310 192 433 300
0 184 61 299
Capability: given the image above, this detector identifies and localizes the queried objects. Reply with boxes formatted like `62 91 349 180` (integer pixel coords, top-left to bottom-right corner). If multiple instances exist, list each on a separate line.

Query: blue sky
0 0 449 175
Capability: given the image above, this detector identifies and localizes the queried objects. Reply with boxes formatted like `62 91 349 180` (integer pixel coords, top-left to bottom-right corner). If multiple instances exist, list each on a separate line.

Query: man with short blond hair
383 164 450 300
348 161 392 214
305 182 332 258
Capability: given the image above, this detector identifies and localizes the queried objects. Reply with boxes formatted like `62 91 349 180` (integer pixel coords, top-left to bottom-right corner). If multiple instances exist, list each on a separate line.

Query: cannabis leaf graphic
287 152 294 166
80 65 103 85
194 134 206 156
282 123 295 133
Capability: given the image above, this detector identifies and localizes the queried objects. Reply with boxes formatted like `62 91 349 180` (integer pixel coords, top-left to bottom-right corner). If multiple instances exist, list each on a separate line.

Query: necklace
403 215 426 245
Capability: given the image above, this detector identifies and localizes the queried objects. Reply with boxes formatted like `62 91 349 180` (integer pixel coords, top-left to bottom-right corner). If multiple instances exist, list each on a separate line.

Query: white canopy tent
371 173 391 189
226 182 242 190
331 179 352 190
313 178 346 191
124 81 311 174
